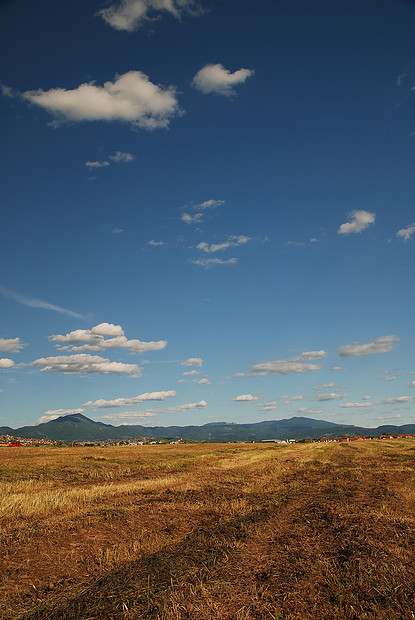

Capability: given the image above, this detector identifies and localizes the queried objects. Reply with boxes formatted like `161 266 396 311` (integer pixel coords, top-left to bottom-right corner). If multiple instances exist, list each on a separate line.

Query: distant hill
0 426 15 435
3 413 415 443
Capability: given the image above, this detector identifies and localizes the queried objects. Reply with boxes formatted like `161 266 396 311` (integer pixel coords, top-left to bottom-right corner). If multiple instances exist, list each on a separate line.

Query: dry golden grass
1 440 415 619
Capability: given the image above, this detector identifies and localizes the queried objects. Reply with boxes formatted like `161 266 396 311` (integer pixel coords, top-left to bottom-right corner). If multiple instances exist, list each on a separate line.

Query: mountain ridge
2 413 415 443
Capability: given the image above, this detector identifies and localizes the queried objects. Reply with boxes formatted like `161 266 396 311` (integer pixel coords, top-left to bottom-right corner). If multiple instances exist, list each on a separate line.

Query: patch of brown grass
1 441 415 619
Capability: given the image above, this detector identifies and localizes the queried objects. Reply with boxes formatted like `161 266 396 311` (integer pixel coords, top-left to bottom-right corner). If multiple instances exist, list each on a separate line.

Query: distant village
1 432 415 447
0 434 186 447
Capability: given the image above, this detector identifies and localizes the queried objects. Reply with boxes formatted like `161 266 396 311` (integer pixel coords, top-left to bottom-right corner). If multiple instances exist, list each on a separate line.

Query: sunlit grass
1 441 415 619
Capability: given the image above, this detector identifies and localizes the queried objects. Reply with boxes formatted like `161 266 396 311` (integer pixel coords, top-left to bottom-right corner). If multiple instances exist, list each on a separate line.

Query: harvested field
1 440 415 619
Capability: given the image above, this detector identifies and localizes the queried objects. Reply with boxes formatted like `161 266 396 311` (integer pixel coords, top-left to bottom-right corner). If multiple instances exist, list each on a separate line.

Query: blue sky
1 0 415 430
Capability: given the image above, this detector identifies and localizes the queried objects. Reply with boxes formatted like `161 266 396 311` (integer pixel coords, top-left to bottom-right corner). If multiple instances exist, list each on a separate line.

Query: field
1 440 415 619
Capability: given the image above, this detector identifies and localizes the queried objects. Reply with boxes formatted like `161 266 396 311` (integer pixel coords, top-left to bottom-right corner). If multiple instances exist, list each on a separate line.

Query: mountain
4 413 415 443
0 426 15 435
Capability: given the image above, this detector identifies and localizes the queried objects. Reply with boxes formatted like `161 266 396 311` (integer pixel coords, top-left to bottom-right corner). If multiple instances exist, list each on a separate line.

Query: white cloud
297 407 324 415
233 394 259 402
338 210 376 235
38 408 85 423
190 257 238 269
410 381 415 388
192 64 254 96
96 410 160 421
109 151 135 163
0 358 14 369
195 199 225 210
36 415 62 424
315 393 347 401
375 415 402 421
313 382 336 391
85 160 110 168
196 235 250 254
181 213 204 224
385 375 398 381
182 369 199 375
259 400 278 412
284 241 305 247
31 354 142 376
1 84 14 98
99 0 199 32
112 228 123 234
374 413 401 420
181 199 224 225
396 223 415 241
293 350 327 361
252 352 323 374
50 322 167 354
148 240 164 246
198 378 211 385
0 337 26 353
290 395 305 401
44 408 85 416
168 400 207 412
181 357 202 367
84 390 176 408
339 335 400 357
0 285 88 319
381 396 415 404
340 402 374 408
362 395 372 400
85 152 134 170
332 366 345 371
23 71 181 130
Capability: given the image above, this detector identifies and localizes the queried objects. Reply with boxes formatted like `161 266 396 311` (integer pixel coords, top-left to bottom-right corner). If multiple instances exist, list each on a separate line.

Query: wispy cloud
380 396 414 405
85 151 135 170
312 382 336 391
297 407 324 415
396 223 415 241
315 393 347 401
96 410 160 421
0 286 88 319
338 210 375 235
168 400 207 412
190 257 238 269
23 71 181 130
181 213 204 224
85 160 110 168
99 0 200 32
181 198 225 225
339 335 400 357
195 199 225 210
109 151 135 163
259 400 278 412
252 350 326 375
339 402 374 408
192 64 254 96
196 235 250 254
